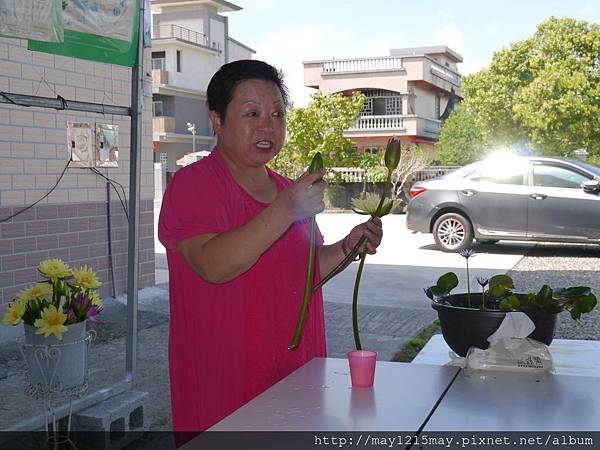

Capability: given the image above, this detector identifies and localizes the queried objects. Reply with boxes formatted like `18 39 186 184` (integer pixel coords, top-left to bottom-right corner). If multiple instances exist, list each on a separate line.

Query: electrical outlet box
67 122 93 168
95 124 119 168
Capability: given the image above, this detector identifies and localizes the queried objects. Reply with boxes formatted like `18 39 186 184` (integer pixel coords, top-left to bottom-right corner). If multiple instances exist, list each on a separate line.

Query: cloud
253 26 396 107
431 22 463 53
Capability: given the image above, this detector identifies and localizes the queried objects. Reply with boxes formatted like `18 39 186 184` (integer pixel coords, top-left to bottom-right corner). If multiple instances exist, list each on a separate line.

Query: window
362 98 373 116
152 51 166 70
533 165 590 189
176 50 182 72
365 147 382 154
153 101 164 117
470 164 527 185
373 98 386 115
386 97 402 115
435 95 441 119
159 152 168 171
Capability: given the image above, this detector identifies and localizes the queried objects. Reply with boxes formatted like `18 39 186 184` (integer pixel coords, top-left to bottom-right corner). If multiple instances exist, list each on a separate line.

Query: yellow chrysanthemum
34 305 68 340
89 290 103 308
38 259 71 282
71 266 101 290
16 283 53 302
3 300 26 325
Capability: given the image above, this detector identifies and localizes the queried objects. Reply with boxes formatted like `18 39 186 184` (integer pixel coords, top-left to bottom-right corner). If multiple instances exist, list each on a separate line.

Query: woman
158 60 383 437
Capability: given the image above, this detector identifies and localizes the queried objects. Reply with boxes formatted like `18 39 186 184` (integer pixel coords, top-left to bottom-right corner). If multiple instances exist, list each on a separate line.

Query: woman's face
210 79 286 170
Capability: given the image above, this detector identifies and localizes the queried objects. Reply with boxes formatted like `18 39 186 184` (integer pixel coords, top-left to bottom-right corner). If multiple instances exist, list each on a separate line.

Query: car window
532 165 591 189
469 164 527 185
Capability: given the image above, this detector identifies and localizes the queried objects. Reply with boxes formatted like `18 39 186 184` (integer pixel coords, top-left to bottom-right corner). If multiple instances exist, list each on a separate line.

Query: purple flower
74 293 89 310
477 276 489 287
64 307 76 321
423 287 434 300
458 248 474 259
87 306 103 323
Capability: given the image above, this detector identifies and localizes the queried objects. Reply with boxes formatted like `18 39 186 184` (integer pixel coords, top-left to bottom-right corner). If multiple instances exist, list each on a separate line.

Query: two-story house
151 0 255 178
303 46 462 154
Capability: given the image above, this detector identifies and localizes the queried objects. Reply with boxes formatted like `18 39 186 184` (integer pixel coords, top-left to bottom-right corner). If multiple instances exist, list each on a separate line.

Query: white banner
63 0 135 42
0 0 63 42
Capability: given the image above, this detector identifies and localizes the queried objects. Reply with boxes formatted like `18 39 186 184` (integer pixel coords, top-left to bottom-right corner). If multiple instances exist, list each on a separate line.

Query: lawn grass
391 320 441 362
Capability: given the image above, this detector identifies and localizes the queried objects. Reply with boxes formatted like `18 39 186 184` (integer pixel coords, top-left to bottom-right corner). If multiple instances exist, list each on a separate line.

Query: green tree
269 92 380 180
436 106 488 165
462 17 600 158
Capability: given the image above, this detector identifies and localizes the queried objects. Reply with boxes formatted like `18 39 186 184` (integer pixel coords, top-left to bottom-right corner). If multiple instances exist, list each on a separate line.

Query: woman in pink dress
158 60 383 443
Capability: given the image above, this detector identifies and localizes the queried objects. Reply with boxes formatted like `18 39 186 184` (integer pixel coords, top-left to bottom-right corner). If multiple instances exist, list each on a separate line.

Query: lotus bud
384 138 401 172
308 152 324 173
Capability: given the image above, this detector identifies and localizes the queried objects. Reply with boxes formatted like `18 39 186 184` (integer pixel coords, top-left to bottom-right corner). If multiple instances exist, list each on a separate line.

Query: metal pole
192 131 196 152
125 0 145 379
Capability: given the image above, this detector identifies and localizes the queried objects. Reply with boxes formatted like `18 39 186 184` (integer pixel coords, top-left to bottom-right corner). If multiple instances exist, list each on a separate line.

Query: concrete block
72 390 149 448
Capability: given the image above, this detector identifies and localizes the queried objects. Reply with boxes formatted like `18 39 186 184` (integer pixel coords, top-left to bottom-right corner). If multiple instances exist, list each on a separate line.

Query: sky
223 0 600 107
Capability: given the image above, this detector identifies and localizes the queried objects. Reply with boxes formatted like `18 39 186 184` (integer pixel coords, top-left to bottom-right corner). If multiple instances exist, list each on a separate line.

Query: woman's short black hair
207 60 289 121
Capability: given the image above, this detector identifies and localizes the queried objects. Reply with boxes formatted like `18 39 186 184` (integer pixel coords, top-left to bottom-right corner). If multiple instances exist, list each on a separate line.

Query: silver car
406 155 600 252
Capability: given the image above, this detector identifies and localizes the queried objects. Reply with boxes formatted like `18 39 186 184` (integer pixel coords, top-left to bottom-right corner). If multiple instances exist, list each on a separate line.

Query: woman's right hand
274 169 327 222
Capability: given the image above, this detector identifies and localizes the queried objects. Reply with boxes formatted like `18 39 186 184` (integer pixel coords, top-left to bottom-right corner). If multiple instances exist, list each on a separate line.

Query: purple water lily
458 248 474 259
458 249 474 307
477 276 489 310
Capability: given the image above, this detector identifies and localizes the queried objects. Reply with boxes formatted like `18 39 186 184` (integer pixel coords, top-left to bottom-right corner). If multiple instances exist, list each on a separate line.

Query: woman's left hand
346 217 383 255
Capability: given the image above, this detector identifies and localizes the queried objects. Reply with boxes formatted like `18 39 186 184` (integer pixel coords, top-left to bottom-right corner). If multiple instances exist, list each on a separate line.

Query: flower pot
23 321 88 391
347 350 377 387
432 294 560 357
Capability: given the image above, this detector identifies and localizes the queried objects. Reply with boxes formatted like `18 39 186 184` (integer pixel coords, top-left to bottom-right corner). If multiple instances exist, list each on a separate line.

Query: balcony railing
154 24 210 48
348 115 405 132
323 56 404 74
329 166 460 184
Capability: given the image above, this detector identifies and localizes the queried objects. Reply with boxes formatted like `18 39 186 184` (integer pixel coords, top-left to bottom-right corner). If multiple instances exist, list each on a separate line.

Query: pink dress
158 150 327 435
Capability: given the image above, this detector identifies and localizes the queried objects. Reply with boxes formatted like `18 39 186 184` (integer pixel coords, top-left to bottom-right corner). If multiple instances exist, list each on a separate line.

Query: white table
182 339 600 450
415 334 600 431
413 334 600 377
424 369 600 431
208 357 459 431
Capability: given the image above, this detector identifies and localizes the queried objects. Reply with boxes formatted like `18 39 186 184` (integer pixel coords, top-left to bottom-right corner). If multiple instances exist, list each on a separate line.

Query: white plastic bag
452 312 553 373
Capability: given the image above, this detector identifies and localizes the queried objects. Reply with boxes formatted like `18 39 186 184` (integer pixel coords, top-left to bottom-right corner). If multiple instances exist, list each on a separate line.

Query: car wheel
477 239 499 245
433 213 474 252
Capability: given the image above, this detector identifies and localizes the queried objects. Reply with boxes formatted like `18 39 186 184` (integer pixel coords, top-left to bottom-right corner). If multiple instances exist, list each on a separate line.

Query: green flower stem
289 216 317 350
313 171 393 292
312 234 366 291
352 251 367 350
374 173 392 217
481 287 486 310
466 259 471 308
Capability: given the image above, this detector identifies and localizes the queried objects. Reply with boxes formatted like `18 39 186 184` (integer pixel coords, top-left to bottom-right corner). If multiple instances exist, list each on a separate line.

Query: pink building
304 46 463 153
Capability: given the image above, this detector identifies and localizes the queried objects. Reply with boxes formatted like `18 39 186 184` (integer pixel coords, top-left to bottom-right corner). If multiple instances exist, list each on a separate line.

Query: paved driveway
317 213 531 308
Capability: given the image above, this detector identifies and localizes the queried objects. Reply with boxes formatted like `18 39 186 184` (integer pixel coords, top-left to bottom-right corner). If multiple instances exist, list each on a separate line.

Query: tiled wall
0 37 155 307
0 200 155 303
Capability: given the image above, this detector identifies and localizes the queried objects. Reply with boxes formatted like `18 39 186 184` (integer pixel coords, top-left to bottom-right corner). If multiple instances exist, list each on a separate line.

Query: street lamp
186 122 196 152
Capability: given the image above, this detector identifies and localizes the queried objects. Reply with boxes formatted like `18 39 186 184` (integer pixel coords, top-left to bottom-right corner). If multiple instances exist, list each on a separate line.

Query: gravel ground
506 243 600 340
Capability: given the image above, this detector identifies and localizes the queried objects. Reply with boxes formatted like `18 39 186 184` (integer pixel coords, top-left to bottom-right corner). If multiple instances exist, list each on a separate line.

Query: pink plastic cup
348 350 377 387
